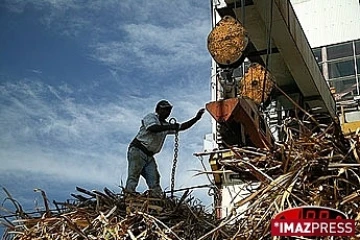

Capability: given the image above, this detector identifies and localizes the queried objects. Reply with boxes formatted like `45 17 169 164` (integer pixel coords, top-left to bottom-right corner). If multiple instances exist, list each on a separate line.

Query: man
125 99 205 196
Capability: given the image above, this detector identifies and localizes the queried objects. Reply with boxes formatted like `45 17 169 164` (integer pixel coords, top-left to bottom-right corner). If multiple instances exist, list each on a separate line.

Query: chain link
169 118 179 198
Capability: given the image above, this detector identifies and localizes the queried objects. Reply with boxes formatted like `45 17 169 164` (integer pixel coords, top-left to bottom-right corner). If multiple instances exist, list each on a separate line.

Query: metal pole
353 41 359 95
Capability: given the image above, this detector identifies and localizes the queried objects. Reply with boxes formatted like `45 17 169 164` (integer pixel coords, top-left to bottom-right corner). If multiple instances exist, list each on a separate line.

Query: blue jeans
125 146 162 195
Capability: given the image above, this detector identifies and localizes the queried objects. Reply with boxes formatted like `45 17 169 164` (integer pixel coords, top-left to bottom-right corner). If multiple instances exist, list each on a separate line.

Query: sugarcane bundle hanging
207 15 248 67
239 63 274 105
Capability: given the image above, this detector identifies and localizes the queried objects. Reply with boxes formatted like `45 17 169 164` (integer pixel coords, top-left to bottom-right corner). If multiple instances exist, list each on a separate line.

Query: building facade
292 0 360 99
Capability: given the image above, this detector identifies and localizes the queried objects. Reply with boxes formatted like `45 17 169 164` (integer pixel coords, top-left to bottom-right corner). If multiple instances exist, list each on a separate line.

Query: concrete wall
291 0 360 48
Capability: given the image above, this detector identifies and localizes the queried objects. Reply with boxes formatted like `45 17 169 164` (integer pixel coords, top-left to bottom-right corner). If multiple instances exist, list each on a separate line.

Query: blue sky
0 0 213 226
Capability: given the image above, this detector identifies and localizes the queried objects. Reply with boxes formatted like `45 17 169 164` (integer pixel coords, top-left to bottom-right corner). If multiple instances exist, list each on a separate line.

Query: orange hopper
206 97 273 149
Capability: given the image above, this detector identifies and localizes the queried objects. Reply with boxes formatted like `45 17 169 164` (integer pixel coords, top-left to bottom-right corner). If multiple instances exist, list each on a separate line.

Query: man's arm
147 124 178 132
147 108 205 132
178 108 205 131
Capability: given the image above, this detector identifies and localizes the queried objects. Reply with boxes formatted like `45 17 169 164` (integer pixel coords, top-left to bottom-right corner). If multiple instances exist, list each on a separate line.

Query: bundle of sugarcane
239 63 274 105
207 15 248 67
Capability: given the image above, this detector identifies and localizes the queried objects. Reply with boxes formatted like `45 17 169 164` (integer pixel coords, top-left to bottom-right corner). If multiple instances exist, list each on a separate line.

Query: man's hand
196 108 205 120
177 108 205 131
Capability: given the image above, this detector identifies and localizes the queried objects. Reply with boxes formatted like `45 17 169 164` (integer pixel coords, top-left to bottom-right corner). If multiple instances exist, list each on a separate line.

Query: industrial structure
200 0 360 218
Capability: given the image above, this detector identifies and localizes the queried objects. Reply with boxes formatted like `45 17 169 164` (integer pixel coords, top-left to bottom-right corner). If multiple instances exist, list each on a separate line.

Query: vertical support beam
321 46 329 81
353 41 359 95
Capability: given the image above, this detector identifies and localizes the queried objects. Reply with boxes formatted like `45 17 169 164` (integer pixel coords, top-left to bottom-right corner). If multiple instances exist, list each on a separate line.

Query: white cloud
91 20 210 72
0 80 135 184
0 146 121 186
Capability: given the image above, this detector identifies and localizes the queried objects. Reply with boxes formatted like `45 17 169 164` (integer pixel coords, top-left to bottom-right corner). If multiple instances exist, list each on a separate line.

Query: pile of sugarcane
210 117 360 240
2 117 360 239
0 186 227 240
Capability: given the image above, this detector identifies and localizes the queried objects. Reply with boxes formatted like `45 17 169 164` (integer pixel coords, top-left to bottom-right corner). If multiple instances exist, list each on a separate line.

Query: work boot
124 189 140 198
145 189 164 199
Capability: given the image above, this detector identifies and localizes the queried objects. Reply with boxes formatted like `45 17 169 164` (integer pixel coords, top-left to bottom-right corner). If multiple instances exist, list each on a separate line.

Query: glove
169 123 180 131
195 108 205 120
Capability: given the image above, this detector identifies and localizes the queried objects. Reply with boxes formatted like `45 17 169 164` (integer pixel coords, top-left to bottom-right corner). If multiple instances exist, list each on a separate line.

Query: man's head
156 99 172 120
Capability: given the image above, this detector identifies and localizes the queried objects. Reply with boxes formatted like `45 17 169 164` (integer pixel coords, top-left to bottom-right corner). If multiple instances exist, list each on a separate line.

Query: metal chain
169 118 179 198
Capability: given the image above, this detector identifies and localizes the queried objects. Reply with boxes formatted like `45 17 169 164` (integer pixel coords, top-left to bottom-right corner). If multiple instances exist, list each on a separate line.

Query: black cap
156 99 173 109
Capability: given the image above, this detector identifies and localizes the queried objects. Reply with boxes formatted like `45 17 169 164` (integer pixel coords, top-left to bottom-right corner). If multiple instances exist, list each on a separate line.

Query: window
355 40 360 55
315 40 360 98
329 76 357 96
312 48 322 63
328 60 355 79
327 42 353 60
